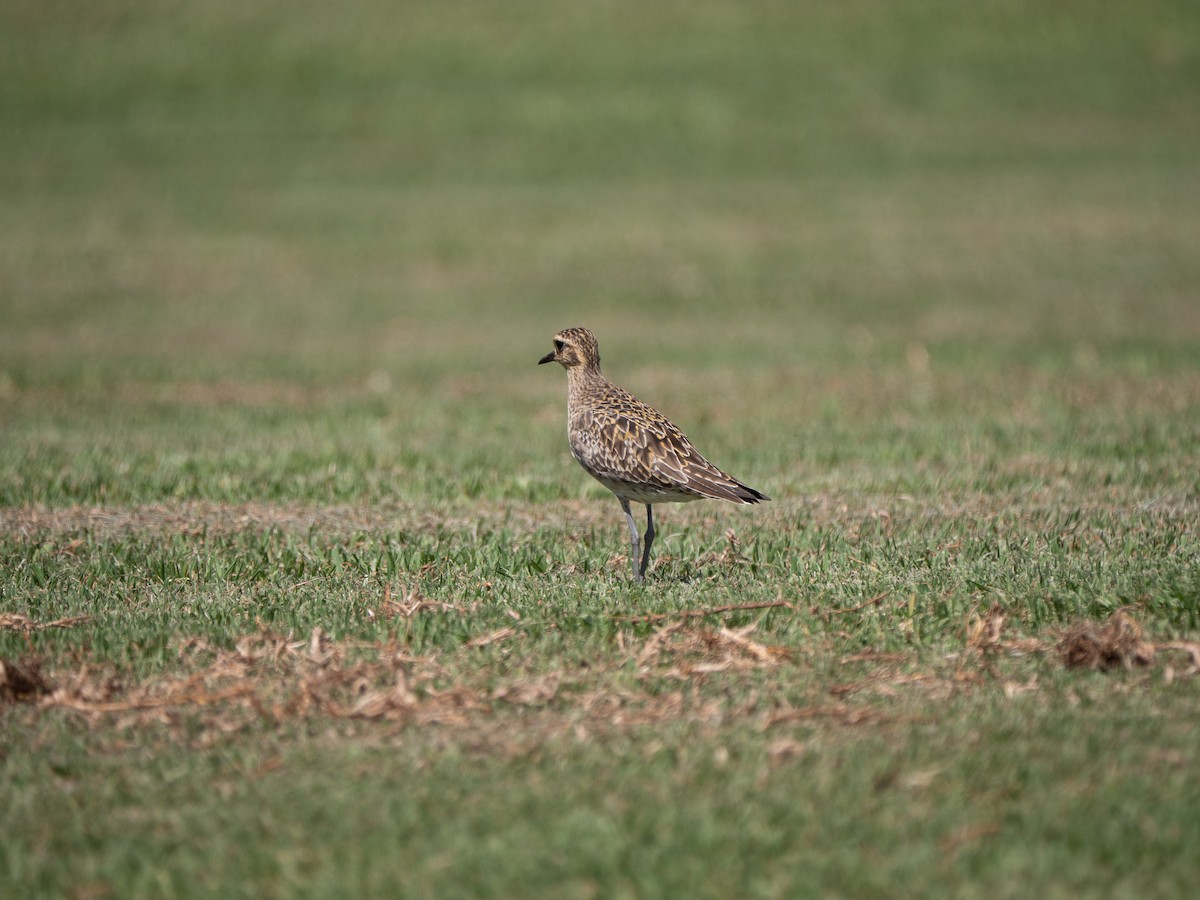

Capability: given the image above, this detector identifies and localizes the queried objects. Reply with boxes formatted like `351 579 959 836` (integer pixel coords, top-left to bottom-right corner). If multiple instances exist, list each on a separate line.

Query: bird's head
538 327 600 371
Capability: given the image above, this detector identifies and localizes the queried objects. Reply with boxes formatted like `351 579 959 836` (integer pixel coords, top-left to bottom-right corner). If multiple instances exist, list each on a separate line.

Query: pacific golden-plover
539 327 769 580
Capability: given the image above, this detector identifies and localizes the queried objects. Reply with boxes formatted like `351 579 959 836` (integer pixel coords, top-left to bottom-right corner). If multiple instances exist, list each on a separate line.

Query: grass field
3 1 1200 896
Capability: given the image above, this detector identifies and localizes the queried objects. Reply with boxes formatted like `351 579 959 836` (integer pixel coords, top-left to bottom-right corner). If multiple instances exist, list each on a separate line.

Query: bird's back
566 372 768 505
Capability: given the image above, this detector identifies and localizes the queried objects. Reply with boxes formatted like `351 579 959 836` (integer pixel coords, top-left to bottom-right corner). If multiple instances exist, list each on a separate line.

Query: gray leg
619 498 642 580
638 504 655 580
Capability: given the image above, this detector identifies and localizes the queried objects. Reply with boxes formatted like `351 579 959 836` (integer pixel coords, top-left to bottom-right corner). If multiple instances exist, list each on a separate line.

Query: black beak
538 351 556 365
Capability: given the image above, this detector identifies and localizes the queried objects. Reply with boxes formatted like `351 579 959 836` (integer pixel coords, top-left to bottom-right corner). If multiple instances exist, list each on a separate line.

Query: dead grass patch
2 621 801 749
0 502 400 539
0 499 616 541
0 658 52 704
0 612 94 634
621 621 790 678
1057 608 1157 671
612 598 793 624
956 605 1200 683
961 604 1047 672
4 608 1195 757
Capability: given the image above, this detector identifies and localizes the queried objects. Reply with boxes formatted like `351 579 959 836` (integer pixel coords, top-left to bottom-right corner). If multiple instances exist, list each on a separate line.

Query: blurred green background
5 0 1198 374
1 0 1198 509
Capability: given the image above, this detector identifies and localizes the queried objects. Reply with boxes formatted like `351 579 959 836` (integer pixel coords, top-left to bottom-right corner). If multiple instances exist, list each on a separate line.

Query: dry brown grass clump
0 658 52 704
1057 608 1156 670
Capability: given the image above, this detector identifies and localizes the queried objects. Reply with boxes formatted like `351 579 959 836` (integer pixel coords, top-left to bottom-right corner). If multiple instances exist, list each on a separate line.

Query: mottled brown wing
635 413 767 503
573 390 767 504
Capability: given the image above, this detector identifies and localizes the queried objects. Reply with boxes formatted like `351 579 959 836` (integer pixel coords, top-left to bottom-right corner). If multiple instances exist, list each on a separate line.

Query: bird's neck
566 366 608 408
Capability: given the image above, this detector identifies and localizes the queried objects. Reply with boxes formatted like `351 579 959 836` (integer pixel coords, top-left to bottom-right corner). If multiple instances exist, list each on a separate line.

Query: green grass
3 1 1200 896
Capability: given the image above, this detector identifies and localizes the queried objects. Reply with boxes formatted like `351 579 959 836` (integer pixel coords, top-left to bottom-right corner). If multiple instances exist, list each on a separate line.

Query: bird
538 327 769 580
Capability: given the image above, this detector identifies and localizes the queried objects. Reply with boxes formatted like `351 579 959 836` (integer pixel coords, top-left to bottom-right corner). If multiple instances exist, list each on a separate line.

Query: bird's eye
553 339 565 352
